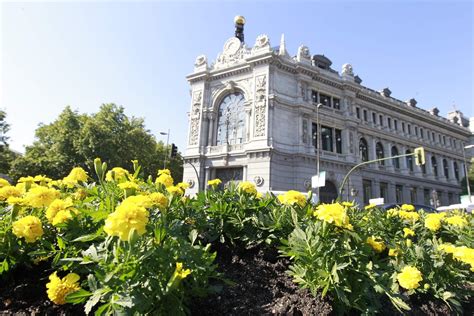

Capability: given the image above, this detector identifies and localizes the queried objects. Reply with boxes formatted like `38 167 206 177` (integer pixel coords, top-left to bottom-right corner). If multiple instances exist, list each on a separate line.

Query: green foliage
9 105 183 181
460 157 474 195
0 109 19 175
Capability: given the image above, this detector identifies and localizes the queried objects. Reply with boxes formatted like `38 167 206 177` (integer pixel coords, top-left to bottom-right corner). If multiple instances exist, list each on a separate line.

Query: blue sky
1 0 473 153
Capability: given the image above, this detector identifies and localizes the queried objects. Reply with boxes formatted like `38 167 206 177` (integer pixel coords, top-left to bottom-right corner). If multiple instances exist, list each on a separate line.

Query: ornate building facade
183 18 473 206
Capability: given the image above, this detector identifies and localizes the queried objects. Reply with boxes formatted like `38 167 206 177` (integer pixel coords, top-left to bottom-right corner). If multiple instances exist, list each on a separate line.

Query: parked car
379 203 437 213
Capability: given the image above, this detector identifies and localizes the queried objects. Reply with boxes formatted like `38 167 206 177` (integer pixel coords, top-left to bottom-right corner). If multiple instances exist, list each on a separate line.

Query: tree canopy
9 104 182 181
0 110 19 175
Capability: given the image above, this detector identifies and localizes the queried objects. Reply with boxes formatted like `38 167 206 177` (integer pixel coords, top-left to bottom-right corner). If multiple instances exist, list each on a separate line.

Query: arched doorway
319 180 338 203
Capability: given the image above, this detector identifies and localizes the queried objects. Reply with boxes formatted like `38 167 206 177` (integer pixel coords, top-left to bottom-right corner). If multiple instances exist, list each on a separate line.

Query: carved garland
189 91 202 145
254 75 267 137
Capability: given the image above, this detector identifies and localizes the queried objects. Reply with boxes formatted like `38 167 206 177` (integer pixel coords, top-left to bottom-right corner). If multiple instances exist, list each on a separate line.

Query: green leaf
73 233 101 243
65 289 92 304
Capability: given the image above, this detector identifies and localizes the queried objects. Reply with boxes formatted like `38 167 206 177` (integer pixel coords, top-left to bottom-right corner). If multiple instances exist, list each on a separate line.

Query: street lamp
160 129 170 169
462 144 474 203
316 103 322 200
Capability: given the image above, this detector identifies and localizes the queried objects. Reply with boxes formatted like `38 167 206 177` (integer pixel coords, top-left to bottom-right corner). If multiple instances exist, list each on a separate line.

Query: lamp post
160 129 170 169
316 103 322 200
462 144 474 203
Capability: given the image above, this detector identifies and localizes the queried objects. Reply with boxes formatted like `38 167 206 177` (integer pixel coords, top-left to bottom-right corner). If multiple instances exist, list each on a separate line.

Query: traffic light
170 143 178 158
414 147 425 166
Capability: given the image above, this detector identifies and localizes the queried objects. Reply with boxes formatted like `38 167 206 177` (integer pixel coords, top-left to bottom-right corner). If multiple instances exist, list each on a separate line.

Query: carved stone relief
302 119 308 144
254 75 267 137
215 37 251 69
189 90 202 146
254 176 264 187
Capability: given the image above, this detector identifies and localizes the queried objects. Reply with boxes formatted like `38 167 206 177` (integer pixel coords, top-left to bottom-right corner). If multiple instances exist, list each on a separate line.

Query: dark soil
190 243 333 316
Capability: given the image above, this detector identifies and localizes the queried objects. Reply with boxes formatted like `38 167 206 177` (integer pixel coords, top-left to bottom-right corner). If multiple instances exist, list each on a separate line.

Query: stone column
448 159 457 184
384 142 393 172
342 129 350 155
387 182 397 203
400 145 408 174
207 112 216 146
245 103 252 141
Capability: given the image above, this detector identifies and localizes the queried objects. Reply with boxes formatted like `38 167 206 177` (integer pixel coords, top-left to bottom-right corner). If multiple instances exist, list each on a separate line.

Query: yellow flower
12 216 44 243
389 248 400 257
0 185 22 201
277 190 306 207
444 215 467 228
0 178 10 188
313 203 352 229
121 195 153 208
401 204 415 212
156 173 174 188
397 266 422 290
208 179 222 187
342 201 354 207
33 175 53 185
397 210 420 222
46 272 81 305
73 189 88 200
174 262 192 280
438 243 456 254
24 186 60 208
18 176 35 184
118 181 139 190
46 198 74 223
167 185 184 196
406 239 412 247
238 181 257 195
105 167 130 182
424 213 445 232
452 246 474 270
7 196 24 205
366 236 386 253
256 192 263 199
52 210 73 226
364 203 376 210
104 203 149 241
177 182 190 190
62 167 88 186
403 228 415 238
158 169 171 176
148 192 168 209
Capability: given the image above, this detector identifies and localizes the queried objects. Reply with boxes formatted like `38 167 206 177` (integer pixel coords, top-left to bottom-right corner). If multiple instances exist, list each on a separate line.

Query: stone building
183 17 473 206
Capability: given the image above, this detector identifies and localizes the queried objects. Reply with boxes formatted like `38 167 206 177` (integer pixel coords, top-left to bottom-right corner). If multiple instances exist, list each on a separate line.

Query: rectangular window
363 179 372 205
311 90 318 103
335 129 342 154
320 94 331 107
432 132 435 141
380 182 388 200
402 122 405 132
379 115 383 126
321 125 333 152
415 126 418 136
410 187 417 204
408 124 411 134
420 128 424 138
372 112 376 124
356 107 360 119
396 185 403 203
363 110 368 121
438 134 441 143
388 118 392 129
394 120 398 130
333 98 340 110
312 123 318 148
448 192 453 205
443 135 446 145
424 189 431 205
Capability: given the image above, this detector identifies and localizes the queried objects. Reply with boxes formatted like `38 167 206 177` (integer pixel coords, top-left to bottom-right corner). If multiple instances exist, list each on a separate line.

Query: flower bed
0 161 473 315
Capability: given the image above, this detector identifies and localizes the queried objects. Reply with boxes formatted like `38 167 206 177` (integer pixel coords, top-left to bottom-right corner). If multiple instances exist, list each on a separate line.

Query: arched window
454 162 459 180
376 142 384 165
431 156 438 177
359 138 368 162
443 159 449 178
391 146 400 169
406 149 413 172
216 93 246 145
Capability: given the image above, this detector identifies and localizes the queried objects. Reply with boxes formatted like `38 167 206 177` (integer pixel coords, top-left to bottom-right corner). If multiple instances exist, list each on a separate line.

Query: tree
460 157 474 196
10 104 183 181
0 110 19 175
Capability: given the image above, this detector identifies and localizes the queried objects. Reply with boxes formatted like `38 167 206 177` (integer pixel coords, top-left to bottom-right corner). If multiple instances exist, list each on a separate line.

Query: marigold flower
0 178 10 188
46 272 81 305
238 181 257 195
366 236 386 253
148 192 168 209
24 186 60 208
52 210 74 226
118 181 139 190
424 213 445 232
278 190 306 207
46 198 74 223
104 203 149 241
406 239 412 247
342 201 354 207
364 203 376 210
7 196 24 205
397 266 422 290
18 176 35 184
105 167 130 182
403 228 415 238
12 215 44 243
177 182 190 190
156 173 174 188
208 179 222 187
167 185 184 196
158 169 171 176
122 195 153 208
174 262 192 280
63 167 88 186
389 248 400 257
313 203 352 229
0 185 22 201
438 243 456 254
33 175 53 184
401 204 415 212
397 210 420 222
444 215 467 228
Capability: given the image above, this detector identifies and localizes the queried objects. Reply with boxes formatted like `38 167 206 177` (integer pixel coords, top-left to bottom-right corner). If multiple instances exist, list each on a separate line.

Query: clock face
223 37 241 56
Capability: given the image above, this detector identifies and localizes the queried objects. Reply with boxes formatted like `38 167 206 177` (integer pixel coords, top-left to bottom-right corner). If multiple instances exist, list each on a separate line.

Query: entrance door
215 167 243 187
319 180 338 203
